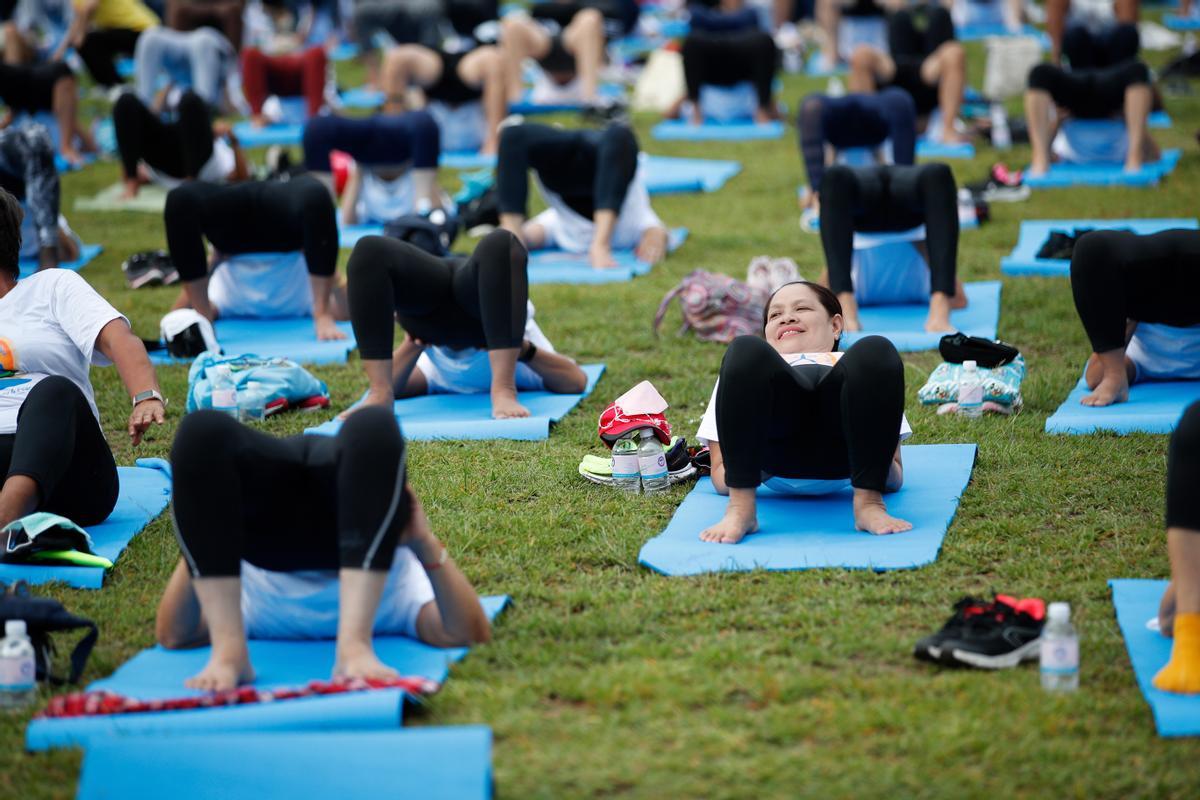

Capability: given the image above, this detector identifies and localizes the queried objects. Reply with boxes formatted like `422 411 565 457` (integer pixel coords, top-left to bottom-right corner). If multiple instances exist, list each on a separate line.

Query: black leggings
164 176 338 283
1168 402 1200 531
1028 60 1151 119
1070 229 1200 354
78 28 142 87
0 62 72 113
714 335 904 491
171 407 410 577
497 123 638 220
798 89 916 194
819 164 959 297
0 377 119 527
1064 23 1139 71
113 90 214 181
347 229 528 360
681 30 779 109
882 7 955 115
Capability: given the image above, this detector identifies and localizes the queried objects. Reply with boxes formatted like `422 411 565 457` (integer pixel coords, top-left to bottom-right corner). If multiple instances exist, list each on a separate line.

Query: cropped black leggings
165 176 338 282
1168 402 1200 531
0 62 72 113
681 30 779 109
798 89 916 194
346 229 528 360
1070 229 1200 354
113 90 214 181
302 111 440 172
171 406 411 578
0 377 119 527
819 164 959 297
497 123 638 220
1063 23 1139 71
715 335 904 491
1027 60 1151 119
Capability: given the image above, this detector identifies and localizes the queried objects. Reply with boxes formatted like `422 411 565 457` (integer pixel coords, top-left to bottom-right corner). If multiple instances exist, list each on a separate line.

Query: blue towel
1046 374 1200 435
0 462 171 590
148 318 357 365
841 280 1001 353
232 121 304 147
526 228 688 285
26 597 508 751
639 444 977 576
1025 149 1182 188
1165 13 1200 30
916 139 976 159
651 119 785 142
1109 579 1200 737
308 364 605 440
77 727 493 800
17 243 103 280
1000 218 1198 277
643 155 741 194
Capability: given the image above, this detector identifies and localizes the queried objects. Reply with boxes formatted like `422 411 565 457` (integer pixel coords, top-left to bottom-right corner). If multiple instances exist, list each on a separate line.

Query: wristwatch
132 389 167 408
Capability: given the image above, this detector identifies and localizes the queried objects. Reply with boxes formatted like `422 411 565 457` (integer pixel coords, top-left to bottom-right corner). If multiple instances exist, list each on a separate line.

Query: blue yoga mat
1045 374 1200 435
916 139 975 159
651 119 785 142
1165 13 1200 29
76 726 493 799
0 462 171 590
1000 218 1198 277
330 42 360 61
955 23 1050 45
148 318 357 365
1150 111 1172 129
442 150 498 169
643 155 741 194
308 364 605 440
507 83 624 115
840 280 1001 353
339 223 384 249
339 86 384 108
232 121 304 147
1109 578 1200 737
1025 149 1182 188
26 597 508 751
527 227 687 285
639 444 977 576
17 244 103 280
805 53 846 76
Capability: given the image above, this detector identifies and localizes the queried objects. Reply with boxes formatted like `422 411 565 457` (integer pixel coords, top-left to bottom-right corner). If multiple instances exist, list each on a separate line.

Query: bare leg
411 168 438 210
182 277 219 322
185 577 255 691
1081 348 1131 406
458 47 507 154
847 46 892 93
499 212 527 242
360 358 397 410
488 347 530 419
925 292 955 332
838 291 863 331
1024 89 1055 176
381 45 442 113
1154 529 1200 693
499 15 553 103
853 488 912 535
922 41 969 144
816 0 841 68
332 569 400 681
700 487 759 544
52 76 85 167
562 8 605 103
1123 83 1157 173
0 475 39 537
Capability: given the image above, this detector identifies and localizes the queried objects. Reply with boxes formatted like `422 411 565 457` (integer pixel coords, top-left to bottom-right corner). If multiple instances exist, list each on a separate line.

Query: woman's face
763 284 843 354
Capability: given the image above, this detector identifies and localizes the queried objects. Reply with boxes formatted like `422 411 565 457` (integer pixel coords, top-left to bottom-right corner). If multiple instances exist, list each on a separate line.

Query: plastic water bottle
637 429 670 493
957 360 984 419
990 104 1012 150
238 381 268 422
826 76 845 98
210 365 238 417
1040 602 1080 692
0 620 37 709
611 436 641 494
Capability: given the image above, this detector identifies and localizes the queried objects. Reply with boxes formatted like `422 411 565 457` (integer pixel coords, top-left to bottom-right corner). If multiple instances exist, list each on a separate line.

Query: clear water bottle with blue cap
637 430 670 493
611 436 640 493
0 620 36 709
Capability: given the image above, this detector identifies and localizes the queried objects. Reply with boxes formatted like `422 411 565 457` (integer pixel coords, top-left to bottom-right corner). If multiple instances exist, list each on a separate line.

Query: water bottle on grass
1040 602 1079 693
957 360 983 419
0 620 36 710
211 365 238 418
638 430 670 493
612 437 641 493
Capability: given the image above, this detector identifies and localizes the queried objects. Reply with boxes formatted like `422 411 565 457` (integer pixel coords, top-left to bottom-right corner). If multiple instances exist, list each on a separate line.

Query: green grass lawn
3 37 1200 798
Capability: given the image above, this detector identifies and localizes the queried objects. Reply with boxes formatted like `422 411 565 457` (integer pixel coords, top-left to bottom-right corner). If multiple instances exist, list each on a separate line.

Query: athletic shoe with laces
938 594 1046 669
913 595 992 663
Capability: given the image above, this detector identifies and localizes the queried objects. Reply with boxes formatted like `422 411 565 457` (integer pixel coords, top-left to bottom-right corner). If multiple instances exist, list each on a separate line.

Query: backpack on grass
653 270 768 344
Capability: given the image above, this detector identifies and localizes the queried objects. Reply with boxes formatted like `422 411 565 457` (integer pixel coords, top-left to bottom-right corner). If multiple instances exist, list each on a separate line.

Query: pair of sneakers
578 436 697 487
914 593 1046 669
122 250 180 289
746 256 801 295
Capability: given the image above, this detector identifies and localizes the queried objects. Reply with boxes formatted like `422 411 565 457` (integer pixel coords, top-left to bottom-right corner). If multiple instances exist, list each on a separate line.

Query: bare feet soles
491 389 530 419
853 490 912 535
185 652 255 692
699 506 759 544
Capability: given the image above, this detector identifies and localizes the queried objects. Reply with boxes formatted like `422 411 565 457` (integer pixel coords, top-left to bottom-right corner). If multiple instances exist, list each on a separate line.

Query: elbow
469 616 492 646
565 366 588 394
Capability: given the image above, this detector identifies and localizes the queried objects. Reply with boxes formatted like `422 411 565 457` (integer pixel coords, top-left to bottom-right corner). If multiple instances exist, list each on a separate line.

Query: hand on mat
128 399 166 446
589 242 618 270
636 227 669 265
852 490 912 535
314 314 347 341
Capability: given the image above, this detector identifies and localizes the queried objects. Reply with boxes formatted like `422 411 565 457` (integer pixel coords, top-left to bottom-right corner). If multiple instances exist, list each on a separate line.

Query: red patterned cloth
37 676 440 719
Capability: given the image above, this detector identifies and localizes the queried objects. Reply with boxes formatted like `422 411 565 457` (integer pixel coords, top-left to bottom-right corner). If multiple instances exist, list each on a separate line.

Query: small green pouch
2 513 113 568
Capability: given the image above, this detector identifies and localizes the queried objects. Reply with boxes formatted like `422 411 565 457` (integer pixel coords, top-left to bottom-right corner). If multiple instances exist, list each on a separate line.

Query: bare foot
340 388 394 420
753 106 776 125
314 314 347 341
185 652 255 691
853 490 912 535
924 293 955 332
635 227 668 264
59 147 83 168
941 127 971 145
689 105 704 126
1080 375 1129 407
491 389 530 419
589 245 617 270
1123 156 1144 174
699 504 758 544
333 647 400 682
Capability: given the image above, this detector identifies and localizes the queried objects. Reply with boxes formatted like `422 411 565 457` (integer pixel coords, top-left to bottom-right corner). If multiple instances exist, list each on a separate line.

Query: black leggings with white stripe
170 407 411 577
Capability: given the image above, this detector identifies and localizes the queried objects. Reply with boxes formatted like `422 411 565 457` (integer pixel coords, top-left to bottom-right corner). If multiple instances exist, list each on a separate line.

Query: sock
1153 612 1200 694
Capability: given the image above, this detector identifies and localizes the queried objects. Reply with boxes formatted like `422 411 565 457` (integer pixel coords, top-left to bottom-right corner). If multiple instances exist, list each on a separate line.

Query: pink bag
653 269 768 343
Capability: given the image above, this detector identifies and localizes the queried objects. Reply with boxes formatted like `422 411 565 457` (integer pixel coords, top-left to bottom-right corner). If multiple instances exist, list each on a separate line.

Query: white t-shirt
415 301 555 394
207 251 314 318
356 170 417 225
240 546 436 640
1127 323 1200 383
531 166 664 254
426 100 486 154
696 351 912 493
0 270 126 435
147 137 237 189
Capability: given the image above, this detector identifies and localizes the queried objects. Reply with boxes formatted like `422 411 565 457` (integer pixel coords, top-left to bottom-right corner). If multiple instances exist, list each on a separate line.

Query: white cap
5 620 26 638
964 360 978 370
160 309 220 355
1048 602 1070 623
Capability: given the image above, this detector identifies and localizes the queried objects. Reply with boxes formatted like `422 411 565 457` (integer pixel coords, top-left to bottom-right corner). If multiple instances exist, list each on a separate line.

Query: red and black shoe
937 594 1046 669
913 596 993 663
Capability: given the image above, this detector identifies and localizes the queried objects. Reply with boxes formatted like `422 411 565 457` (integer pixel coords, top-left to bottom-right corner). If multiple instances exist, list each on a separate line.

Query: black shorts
537 35 575 76
425 50 483 106
885 58 938 116
0 62 72 113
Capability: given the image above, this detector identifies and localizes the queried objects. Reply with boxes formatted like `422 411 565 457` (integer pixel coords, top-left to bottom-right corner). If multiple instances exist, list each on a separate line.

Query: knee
1027 63 1059 93
23 375 84 416
845 335 902 378
475 228 527 273
164 184 201 226
941 41 966 70
346 235 394 286
799 93 824 126
720 335 777 382
880 87 916 120
849 46 876 73
917 162 955 194
821 164 854 199
408 109 439 143
1069 230 1120 280
599 123 638 160
171 410 242 471
572 7 604 33
177 90 209 119
497 123 530 161
1125 62 1151 88
113 91 141 122
338 405 405 466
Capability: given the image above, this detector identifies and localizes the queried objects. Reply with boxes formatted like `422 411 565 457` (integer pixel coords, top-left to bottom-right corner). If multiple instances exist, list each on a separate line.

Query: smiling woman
695 281 912 544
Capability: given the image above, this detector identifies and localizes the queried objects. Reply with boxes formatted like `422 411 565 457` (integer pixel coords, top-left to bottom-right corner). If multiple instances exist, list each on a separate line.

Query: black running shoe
1035 231 1074 260
913 596 991 663
938 595 1046 669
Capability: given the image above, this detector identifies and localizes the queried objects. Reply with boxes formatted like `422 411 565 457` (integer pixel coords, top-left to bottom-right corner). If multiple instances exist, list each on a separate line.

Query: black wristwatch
519 341 537 363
